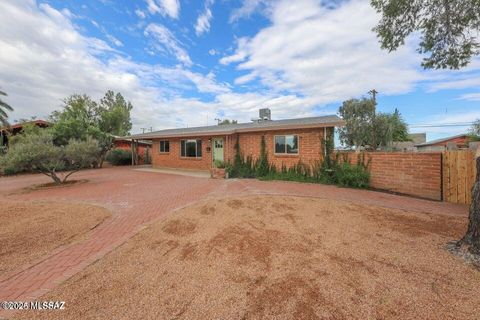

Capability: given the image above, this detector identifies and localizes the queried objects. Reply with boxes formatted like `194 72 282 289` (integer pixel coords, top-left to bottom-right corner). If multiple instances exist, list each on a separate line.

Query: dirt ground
0 201 110 277
15 196 479 320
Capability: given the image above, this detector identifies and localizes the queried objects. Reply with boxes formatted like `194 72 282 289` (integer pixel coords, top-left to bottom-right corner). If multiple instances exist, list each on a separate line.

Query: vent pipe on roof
259 108 271 121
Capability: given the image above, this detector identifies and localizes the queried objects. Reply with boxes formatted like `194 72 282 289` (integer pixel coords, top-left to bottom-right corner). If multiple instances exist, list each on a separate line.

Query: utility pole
214 118 221 125
368 89 378 151
141 128 147 134
368 89 378 105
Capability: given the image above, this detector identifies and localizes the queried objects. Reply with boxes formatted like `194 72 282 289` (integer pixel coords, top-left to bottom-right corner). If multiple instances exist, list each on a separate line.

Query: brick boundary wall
341 152 443 201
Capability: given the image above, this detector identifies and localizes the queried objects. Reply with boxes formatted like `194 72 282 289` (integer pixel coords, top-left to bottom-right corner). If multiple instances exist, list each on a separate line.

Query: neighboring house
0 120 51 148
113 137 152 164
127 109 343 172
391 133 426 151
415 134 469 151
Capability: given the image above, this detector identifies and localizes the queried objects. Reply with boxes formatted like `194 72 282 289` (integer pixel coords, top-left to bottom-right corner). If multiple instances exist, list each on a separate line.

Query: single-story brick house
415 133 469 151
128 109 343 172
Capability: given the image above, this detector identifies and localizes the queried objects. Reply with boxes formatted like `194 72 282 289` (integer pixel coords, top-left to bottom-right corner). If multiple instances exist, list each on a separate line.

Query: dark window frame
274 135 299 154
180 139 202 158
159 140 170 153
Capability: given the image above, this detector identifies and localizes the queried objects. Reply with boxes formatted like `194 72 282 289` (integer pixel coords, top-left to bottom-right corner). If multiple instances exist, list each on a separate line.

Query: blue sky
0 0 478 141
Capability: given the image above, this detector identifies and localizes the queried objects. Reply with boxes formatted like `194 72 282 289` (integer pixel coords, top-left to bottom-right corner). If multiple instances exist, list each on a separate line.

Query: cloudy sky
0 0 478 140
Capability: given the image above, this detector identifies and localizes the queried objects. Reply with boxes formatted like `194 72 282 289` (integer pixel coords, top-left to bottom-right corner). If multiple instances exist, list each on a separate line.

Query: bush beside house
226 135 371 188
106 149 132 166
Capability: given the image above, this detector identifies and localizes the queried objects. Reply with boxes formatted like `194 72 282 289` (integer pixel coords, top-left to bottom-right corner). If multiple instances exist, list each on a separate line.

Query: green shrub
2 130 99 184
214 159 226 168
106 149 132 166
2 166 19 176
334 162 370 188
225 133 370 189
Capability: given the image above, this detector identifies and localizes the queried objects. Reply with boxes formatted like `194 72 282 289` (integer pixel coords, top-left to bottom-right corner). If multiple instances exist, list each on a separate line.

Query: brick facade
151 137 213 171
152 134 443 201
232 128 332 169
151 127 333 171
342 152 442 200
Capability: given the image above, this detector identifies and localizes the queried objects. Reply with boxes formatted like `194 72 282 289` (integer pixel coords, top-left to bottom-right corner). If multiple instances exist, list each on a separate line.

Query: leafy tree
0 90 13 127
339 99 409 150
468 119 480 141
218 119 238 125
98 90 133 136
371 0 480 69
50 91 133 167
338 98 376 151
50 94 99 145
373 109 410 149
2 129 99 184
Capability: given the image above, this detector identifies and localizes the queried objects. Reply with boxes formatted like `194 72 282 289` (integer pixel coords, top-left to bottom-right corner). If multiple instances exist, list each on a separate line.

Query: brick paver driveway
0 166 468 315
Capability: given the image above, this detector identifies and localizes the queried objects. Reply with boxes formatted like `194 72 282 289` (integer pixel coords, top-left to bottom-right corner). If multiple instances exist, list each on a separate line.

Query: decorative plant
214 159 226 169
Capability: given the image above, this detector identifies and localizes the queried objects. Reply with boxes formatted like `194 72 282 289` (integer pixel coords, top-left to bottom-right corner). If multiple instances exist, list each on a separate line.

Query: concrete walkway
0 167 468 318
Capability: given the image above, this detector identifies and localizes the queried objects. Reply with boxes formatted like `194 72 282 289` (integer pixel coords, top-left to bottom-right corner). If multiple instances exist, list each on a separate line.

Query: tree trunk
98 153 106 168
62 169 79 183
50 171 63 185
459 156 480 254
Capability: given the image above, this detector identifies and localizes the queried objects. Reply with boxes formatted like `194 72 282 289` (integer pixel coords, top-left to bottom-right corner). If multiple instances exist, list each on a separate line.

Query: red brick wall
342 152 442 200
151 127 332 171
226 128 331 169
151 137 214 171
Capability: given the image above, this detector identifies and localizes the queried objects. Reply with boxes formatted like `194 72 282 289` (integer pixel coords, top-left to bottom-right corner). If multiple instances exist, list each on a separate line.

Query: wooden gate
443 150 476 204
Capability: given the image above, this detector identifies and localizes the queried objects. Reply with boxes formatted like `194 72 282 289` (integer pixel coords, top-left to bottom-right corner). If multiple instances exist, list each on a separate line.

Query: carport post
131 139 135 166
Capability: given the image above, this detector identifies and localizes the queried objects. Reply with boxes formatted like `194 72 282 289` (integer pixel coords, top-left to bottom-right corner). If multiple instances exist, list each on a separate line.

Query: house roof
127 115 343 139
1 120 51 132
415 133 468 147
114 136 152 145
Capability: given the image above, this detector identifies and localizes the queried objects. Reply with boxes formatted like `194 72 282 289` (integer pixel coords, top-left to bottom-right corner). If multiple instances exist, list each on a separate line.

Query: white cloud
223 0 423 104
144 23 192 66
459 92 480 101
106 34 123 47
146 0 180 19
135 9 146 19
0 0 318 132
230 0 272 22
195 8 212 36
195 0 214 37
219 37 249 64
4 0 476 140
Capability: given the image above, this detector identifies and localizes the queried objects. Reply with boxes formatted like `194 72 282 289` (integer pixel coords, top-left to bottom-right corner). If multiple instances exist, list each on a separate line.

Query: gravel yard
0 201 110 277
14 195 479 320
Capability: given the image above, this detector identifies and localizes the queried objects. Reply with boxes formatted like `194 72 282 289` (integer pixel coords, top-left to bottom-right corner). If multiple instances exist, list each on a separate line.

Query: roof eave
126 120 344 140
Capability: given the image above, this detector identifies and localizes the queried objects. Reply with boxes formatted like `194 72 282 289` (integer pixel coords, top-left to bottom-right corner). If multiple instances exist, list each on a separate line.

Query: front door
213 138 224 162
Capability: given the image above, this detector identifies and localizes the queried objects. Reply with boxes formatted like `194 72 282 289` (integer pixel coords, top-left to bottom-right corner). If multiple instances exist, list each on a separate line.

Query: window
159 140 169 153
214 140 223 148
181 139 202 158
274 135 298 154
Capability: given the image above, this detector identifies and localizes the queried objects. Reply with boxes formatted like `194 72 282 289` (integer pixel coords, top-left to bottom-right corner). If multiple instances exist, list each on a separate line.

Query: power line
408 122 474 128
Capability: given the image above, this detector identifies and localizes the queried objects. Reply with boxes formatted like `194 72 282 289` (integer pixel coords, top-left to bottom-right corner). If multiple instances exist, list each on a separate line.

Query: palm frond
0 100 13 112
